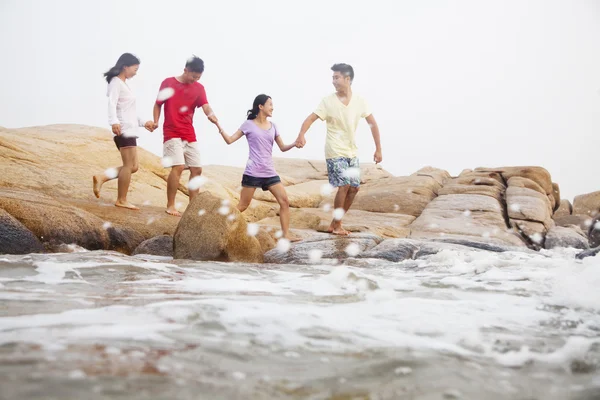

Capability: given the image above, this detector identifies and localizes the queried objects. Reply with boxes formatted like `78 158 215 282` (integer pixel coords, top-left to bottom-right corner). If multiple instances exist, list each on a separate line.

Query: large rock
475 166 553 196
573 191 600 218
506 184 553 228
589 216 600 248
133 235 174 257
551 183 561 212
173 192 263 262
0 209 44 254
343 167 450 217
264 233 383 264
553 199 573 219
544 226 589 250
554 214 594 231
257 208 415 239
409 194 525 247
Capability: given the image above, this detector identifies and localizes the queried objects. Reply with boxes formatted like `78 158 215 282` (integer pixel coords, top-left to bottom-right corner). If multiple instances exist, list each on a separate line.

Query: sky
0 0 599 201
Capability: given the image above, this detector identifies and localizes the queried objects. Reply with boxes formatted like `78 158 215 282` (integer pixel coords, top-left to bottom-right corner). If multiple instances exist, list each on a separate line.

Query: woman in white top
93 53 154 210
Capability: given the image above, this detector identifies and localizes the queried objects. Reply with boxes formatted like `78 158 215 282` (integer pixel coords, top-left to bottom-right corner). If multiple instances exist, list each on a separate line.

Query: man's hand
295 135 306 148
144 121 155 132
207 113 218 124
111 124 121 135
374 149 382 164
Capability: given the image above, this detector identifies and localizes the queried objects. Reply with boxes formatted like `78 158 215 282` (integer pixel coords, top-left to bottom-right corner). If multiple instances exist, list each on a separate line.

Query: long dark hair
103 53 140 83
247 94 271 120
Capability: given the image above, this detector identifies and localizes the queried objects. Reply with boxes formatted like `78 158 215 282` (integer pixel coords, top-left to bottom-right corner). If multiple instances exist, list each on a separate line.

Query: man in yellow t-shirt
295 63 382 236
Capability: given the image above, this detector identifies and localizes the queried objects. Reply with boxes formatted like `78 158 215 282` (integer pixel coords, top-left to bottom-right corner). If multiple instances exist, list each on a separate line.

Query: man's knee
336 185 351 194
171 165 185 175
189 167 203 177
131 164 139 174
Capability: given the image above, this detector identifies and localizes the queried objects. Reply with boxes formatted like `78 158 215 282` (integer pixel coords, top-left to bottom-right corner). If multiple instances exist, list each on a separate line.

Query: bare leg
166 165 185 216
268 183 300 242
237 187 256 213
93 167 121 198
328 185 351 235
188 167 203 202
114 147 139 210
343 186 360 212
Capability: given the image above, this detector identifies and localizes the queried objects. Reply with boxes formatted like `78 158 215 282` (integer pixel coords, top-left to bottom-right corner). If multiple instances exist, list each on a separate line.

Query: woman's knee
131 164 139 174
278 195 290 209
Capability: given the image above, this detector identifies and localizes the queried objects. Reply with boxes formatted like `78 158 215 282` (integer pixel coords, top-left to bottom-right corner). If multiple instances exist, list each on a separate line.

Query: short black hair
331 63 354 81
186 56 204 73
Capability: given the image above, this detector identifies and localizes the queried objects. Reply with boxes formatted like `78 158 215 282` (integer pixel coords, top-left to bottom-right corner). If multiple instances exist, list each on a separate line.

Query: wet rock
544 226 589 250
133 235 173 257
0 209 44 254
576 246 600 260
589 216 600 248
173 192 263 263
264 233 383 264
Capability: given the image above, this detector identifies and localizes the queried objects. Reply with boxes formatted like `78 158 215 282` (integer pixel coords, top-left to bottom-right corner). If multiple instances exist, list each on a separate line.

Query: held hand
111 124 121 136
144 121 155 132
295 135 306 148
374 150 382 164
152 122 159 131
207 113 218 124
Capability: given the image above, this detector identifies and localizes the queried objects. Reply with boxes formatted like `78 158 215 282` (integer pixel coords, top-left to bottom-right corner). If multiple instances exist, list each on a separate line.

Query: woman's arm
275 135 296 152
217 123 244 145
107 80 121 135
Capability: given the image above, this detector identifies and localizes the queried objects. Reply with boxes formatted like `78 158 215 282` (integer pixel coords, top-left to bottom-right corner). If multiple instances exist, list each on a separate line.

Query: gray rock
589 216 600 248
544 226 589 250
576 246 600 260
0 209 44 255
264 233 383 264
133 235 174 257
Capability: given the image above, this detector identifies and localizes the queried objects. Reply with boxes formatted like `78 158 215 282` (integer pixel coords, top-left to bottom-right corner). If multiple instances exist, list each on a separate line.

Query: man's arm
202 104 218 124
153 103 162 130
366 114 382 164
295 113 320 148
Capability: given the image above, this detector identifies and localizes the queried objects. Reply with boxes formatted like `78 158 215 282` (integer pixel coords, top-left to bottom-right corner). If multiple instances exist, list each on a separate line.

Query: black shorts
113 135 137 150
241 174 281 191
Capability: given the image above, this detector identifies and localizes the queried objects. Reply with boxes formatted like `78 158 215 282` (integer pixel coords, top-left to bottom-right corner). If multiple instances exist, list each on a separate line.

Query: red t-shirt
156 77 208 143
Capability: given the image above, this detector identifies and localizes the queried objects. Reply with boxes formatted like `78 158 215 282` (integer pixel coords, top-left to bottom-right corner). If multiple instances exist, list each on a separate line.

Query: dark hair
185 56 205 73
247 94 271 120
103 53 140 83
331 63 354 82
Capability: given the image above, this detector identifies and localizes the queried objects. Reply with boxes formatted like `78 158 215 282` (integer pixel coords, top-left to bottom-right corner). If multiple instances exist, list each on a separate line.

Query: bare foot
166 208 182 217
331 228 351 236
93 176 103 198
285 235 303 243
115 201 139 210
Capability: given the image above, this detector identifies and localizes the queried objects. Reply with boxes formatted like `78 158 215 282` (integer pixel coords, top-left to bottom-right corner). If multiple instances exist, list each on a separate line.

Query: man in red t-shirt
153 56 219 216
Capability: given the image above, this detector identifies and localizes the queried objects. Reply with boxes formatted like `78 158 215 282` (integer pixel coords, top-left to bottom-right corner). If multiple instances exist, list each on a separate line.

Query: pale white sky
1 0 598 200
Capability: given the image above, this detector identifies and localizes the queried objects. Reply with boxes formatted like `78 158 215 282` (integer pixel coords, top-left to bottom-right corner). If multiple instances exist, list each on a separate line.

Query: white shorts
163 138 202 168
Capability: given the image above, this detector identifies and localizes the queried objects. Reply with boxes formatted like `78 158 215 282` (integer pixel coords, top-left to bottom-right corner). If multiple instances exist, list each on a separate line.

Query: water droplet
531 232 543 244
333 208 345 221
345 243 360 257
157 87 175 102
393 204 400 212
342 167 360 180
161 156 174 168
179 106 188 113
146 217 155 225
232 371 246 380
322 203 332 212
247 223 259 236
482 231 490 238
104 168 118 179
187 176 207 191
463 210 471 217
102 222 112 229
308 249 323 263
320 183 334 196
143 200 151 206
221 199 230 206
198 209 206 216
227 214 236 222
394 367 412 375
275 230 283 239
276 238 291 253
509 203 521 212
218 206 230 215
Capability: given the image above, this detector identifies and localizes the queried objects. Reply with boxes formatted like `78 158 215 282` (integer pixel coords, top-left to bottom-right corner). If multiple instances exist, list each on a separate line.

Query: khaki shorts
163 138 202 168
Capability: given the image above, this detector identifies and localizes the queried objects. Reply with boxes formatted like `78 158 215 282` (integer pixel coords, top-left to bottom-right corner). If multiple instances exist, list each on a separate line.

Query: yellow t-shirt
314 93 371 160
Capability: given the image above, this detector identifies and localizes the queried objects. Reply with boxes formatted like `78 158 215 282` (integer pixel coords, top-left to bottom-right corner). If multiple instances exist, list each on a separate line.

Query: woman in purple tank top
216 94 301 242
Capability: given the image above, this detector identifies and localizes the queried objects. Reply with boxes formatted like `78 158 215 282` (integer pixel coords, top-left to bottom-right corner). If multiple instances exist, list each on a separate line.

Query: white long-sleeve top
107 77 145 138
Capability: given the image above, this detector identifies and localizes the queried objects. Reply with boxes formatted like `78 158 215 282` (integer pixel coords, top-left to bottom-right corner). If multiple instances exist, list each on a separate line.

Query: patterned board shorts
326 157 360 188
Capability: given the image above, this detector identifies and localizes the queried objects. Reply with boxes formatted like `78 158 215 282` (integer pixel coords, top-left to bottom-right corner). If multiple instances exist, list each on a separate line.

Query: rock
255 228 277 254
551 183 561 212
412 166 452 186
0 209 44 254
573 191 600 218
173 192 263 262
437 182 503 202
589 216 600 248
511 220 547 248
553 199 573 218
544 226 589 250
106 226 146 255
506 185 553 228
264 233 383 264
409 194 525 247
252 180 330 208
554 215 595 231
257 208 415 239
133 235 174 257
345 167 450 217
0 189 110 250
576 246 600 260
507 176 545 195
475 166 553 196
